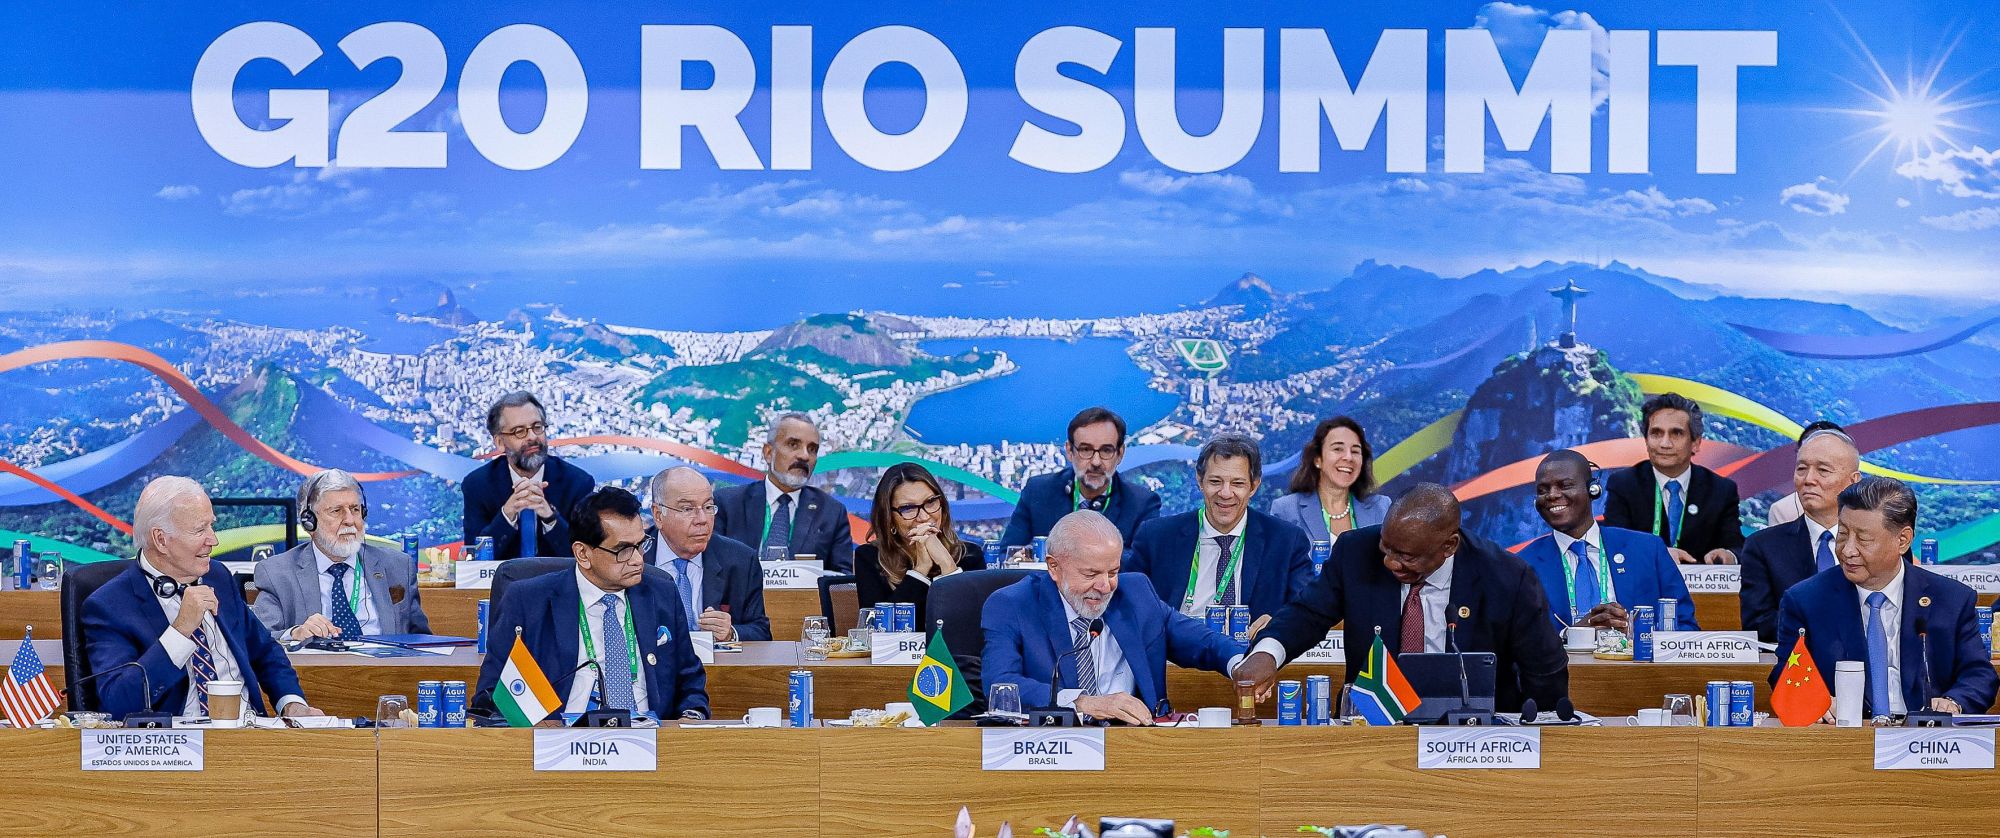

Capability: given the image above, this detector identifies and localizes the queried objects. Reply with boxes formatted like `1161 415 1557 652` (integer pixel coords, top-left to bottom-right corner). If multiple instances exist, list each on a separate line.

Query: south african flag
1351 633 1421 725
907 630 972 725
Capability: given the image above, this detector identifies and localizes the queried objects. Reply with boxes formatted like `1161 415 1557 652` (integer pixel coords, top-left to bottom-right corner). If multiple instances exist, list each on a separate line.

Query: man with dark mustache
715 413 856 573
1000 406 1162 551
462 391 597 561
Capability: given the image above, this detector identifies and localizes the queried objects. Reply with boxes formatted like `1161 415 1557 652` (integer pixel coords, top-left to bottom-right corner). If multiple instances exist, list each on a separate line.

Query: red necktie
1399 579 1427 654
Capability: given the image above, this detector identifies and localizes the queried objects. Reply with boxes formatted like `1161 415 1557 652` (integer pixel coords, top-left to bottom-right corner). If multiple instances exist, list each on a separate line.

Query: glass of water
1663 693 1696 726
988 682 1025 718
802 616 831 661
375 695 411 729
761 545 788 563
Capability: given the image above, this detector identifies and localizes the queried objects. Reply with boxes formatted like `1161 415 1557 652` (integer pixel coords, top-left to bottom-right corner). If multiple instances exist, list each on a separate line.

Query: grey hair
485 390 546 436
766 412 817 446
1196 432 1262 479
133 476 208 545
649 465 708 505
298 468 364 513
1048 509 1124 559
1839 476 1918 533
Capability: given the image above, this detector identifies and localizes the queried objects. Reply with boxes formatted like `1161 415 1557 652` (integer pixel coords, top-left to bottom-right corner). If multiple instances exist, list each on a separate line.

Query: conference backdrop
3 2 1997 563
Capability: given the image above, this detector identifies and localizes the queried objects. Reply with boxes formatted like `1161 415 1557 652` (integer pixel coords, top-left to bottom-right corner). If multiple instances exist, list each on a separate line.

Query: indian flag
493 639 561 727
1350 632 1420 725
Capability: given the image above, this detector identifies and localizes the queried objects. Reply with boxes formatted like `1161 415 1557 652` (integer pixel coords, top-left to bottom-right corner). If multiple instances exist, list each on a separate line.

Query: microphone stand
1032 618 1102 728
67 660 169 728
1906 621 1954 728
1442 622 1496 726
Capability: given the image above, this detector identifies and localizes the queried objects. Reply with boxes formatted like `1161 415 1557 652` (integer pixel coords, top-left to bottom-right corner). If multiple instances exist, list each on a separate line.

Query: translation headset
1585 460 1603 500
297 469 369 533
148 570 204 599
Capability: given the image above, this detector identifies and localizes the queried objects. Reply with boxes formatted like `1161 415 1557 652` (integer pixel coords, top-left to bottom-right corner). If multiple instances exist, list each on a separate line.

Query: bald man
647 467 770 642
1235 484 1569 714
1739 429 1864 642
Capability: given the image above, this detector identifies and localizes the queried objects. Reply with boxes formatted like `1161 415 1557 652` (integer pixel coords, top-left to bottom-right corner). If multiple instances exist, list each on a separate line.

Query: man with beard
252 469 432 642
981 510 1245 724
1517 450 1698 632
715 413 855 573
1000 407 1162 550
463 391 596 561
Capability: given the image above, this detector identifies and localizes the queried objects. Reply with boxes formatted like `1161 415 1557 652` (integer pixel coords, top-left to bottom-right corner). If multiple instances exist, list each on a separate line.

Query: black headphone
148 571 203 599
1585 460 1603 500
298 469 369 533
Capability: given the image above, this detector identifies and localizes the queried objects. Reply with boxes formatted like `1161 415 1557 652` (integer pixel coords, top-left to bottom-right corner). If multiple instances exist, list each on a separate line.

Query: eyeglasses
498 422 547 441
588 536 655 562
317 503 365 520
1069 444 1122 461
891 495 944 521
657 503 719 519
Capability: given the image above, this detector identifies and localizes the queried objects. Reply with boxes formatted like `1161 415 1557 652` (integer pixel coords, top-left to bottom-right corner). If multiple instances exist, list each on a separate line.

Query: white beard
317 532 363 560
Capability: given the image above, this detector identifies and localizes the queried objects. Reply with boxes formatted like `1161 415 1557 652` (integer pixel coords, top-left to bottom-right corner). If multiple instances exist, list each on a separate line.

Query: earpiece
150 572 189 599
1585 460 1603 500
298 470 368 533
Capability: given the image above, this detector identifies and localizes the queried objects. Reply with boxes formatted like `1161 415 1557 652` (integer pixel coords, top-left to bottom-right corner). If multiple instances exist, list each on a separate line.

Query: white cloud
220 172 374 218
1895 147 2000 199
1921 207 2000 232
1779 177 1849 216
1472 3 1612 111
154 185 200 201
1118 169 1257 200
870 215 1025 244
1896 197 1912 208
765 190 908 220
1601 185 1716 218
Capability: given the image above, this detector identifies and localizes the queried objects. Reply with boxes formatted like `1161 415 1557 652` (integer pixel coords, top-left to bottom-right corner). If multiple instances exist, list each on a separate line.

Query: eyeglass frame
891 494 945 521
583 535 655 562
496 422 548 441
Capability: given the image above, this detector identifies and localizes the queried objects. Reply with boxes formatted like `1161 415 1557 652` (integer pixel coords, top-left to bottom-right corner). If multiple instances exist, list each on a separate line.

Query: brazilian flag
907 630 972 725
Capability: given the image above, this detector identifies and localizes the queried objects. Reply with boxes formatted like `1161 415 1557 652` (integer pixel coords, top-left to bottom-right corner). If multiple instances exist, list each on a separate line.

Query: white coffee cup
207 680 245 723
742 707 782 727
1626 708 1669 727
1563 626 1594 650
1196 707 1231 728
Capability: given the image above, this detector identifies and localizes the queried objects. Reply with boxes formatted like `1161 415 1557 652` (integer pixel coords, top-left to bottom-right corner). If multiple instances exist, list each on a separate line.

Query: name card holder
871 632 924 665
981 728 1106 771
1417 727 1541 770
533 728 659 772
82 730 204 771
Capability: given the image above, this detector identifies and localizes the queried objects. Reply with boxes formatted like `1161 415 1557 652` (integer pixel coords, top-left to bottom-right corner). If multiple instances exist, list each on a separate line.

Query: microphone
1908 618 1953 727
65 661 168 727
1442 622 1495 726
521 510 539 557
1035 617 1102 727
563 659 632 728
1556 697 1577 722
1518 698 1538 725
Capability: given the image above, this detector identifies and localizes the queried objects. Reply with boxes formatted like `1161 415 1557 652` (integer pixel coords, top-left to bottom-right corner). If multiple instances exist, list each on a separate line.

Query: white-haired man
251 469 431 642
713 412 855 572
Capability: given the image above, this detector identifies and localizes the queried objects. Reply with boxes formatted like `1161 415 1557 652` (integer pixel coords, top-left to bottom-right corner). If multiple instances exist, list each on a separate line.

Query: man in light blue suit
982 510 1245 725
1518 450 1698 631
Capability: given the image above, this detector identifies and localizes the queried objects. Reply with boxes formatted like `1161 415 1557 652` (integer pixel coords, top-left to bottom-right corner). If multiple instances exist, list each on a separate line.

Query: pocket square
657 626 672 646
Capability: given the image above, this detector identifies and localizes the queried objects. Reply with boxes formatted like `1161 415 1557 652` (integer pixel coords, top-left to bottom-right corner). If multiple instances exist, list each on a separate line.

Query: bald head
1380 483 1462 585
1795 429 1862 524
650 466 716 558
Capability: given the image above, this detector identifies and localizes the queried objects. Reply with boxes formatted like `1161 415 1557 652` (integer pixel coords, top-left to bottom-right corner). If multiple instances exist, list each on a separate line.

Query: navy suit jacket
648 532 771 642
1517 526 1699 630
1262 526 1570 712
1123 509 1313 622
1772 565 1998 715
1601 462 1744 559
82 561 305 720
999 468 1162 549
980 572 1243 713
473 568 708 720
1738 518 1821 643
461 456 596 561
713 480 855 573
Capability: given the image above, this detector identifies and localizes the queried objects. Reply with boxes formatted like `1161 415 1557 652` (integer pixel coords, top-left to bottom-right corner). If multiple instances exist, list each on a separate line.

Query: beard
1059 584 1110 620
770 465 809 491
509 445 547 474
317 529 363 560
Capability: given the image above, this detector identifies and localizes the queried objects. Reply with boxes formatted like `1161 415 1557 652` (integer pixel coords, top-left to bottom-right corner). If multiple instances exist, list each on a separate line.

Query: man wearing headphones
1517 450 1700 631
252 469 431 642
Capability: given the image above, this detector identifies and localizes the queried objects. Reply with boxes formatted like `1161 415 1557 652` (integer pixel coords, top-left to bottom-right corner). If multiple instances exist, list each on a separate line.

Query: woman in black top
855 463 985 630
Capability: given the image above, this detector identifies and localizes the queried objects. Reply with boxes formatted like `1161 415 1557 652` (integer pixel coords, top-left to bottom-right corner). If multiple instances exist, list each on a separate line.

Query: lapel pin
1613 553 1626 565
1688 504 1700 516
1918 596 1931 608
1457 606 1470 619
646 653 658 666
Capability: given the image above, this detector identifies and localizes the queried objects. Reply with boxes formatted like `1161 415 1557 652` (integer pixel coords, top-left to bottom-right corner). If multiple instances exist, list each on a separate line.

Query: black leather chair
816 574 858 634
925 568 1031 715
60 559 136 711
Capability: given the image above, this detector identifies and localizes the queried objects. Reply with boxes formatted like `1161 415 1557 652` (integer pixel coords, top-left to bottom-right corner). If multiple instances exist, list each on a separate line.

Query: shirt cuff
1248 638 1290 671
907 573 934 586
1056 688 1081 709
502 509 518 528
276 695 306 715
158 627 196 668
1226 653 1245 674
936 566 964 580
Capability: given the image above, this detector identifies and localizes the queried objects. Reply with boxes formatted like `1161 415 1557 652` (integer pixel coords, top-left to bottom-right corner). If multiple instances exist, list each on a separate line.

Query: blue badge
657 625 671 645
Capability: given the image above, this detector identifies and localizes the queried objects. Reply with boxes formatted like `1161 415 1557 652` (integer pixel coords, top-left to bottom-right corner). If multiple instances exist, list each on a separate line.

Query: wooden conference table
6 725 2000 837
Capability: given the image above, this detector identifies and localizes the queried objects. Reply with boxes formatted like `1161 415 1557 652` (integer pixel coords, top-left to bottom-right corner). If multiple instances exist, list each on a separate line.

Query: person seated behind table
1601 393 1744 565
473 487 709 721
83 476 325 720
981 510 1247 724
856 463 985 632
252 468 431 643
647 466 770 642
1269 416 1392 543
713 412 856 572
1125 433 1313 624
1772 477 1996 720
1234 484 1570 713
461 391 597 561
1762 420 1847 529
1518 450 1698 632
998 406 1162 549
1739 428 1863 642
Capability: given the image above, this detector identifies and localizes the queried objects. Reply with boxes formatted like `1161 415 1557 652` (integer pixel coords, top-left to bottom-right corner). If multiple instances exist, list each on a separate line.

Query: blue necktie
1569 540 1601 618
327 562 364 637
190 624 215 715
1815 530 1835 572
1213 535 1238 607
1664 481 1685 547
1865 591 1892 717
672 558 700 632
765 495 794 553
598 594 636 712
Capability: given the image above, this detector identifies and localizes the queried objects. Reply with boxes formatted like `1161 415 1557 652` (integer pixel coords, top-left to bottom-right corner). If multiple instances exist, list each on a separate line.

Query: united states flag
2 630 61 728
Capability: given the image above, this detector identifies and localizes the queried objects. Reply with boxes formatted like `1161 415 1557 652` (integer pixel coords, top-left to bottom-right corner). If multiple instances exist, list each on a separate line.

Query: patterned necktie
598 594 637 711
327 562 364 638
1664 480 1685 547
1069 617 1098 696
190 623 215 715
1570 541 1601 617
1399 579 1426 654
1865 591 1891 717
766 494 794 552
1212 535 1238 607
671 558 700 632
1815 530 1836 572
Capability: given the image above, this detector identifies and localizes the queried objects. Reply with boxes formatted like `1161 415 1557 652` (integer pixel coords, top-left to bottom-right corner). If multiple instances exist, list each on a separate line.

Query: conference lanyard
339 556 363 617
1557 536 1612 624
1651 480 1687 548
576 596 642 681
1072 476 1113 512
1181 510 1247 611
1319 497 1356 539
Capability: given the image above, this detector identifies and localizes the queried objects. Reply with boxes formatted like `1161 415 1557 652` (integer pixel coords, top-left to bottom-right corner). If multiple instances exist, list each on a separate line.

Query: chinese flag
1771 631 1833 727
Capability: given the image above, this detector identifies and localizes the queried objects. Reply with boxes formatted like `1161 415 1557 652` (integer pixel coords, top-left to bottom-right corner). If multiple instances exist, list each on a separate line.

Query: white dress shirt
656 545 704 602
1246 555 1456 668
1653 467 1694 513
140 556 303 717
313 544 380 635
503 465 559 532
1181 512 1249 617
1054 596 1135 709
1551 524 1615 618
1857 564 1906 715
566 569 650 715
1803 516 1839 564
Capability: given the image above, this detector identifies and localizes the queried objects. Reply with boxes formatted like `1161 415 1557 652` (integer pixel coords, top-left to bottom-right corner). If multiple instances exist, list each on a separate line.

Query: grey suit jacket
1268 491 1392 542
250 541 431 641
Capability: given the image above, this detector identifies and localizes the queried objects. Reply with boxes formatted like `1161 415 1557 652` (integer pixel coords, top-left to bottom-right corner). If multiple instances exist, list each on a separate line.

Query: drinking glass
761 545 789 563
988 683 1025 718
857 608 880 632
1662 694 1696 726
802 616 832 661
375 695 412 729
1006 546 1035 568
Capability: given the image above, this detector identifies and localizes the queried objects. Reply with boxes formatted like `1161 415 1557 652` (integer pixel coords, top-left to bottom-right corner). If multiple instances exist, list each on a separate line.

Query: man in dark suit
1740 429 1863 641
1602 393 1744 565
473 487 709 721
713 412 855 573
83 477 324 720
1772 477 1995 718
1235 484 1569 713
252 469 431 642
648 467 770 642
1124 433 1312 623
983 510 1245 723
1518 450 1698 631
462 391 596 561
999 406 1163 549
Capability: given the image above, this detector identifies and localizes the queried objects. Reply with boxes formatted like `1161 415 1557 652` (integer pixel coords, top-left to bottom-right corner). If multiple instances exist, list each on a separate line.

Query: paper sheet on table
248 715 353 729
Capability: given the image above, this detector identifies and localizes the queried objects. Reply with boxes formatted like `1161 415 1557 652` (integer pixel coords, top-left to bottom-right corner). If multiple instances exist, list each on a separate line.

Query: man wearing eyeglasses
999 407 1162 551
473 487 710 721
646 467 770 642
462 391 597 561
